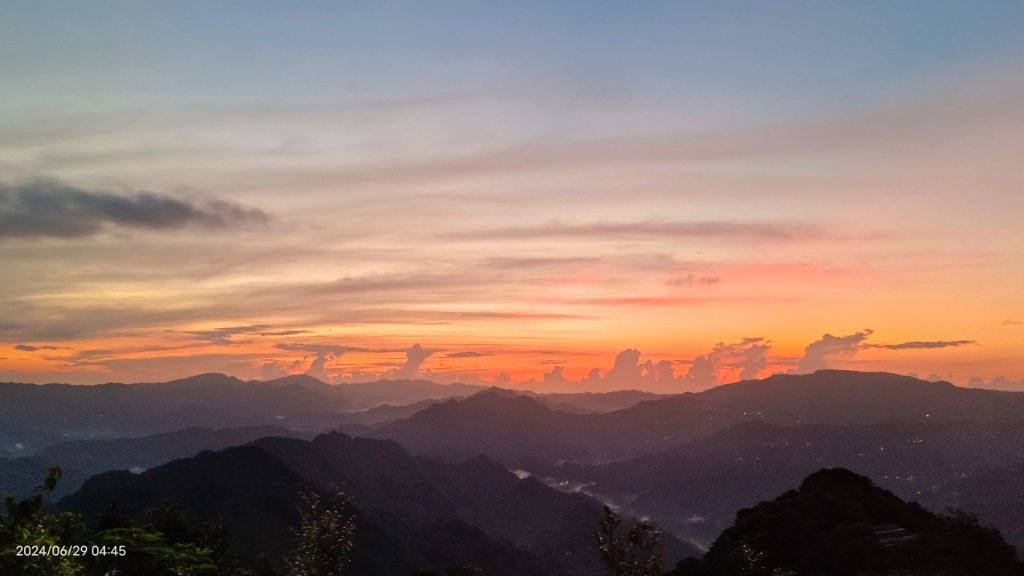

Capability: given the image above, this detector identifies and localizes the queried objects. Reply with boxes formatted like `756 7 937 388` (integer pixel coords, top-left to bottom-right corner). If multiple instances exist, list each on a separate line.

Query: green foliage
596 506 664 576
288 491 356 576
88 526 218 576
86 504 244 576
0 467 85 576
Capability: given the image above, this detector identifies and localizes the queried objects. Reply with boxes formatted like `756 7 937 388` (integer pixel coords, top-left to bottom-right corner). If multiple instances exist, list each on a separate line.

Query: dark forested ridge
56 431 700 575
669 468 1024 576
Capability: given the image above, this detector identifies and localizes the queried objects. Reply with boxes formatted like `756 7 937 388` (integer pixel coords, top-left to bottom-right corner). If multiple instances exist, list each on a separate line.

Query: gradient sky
1 1 1022 391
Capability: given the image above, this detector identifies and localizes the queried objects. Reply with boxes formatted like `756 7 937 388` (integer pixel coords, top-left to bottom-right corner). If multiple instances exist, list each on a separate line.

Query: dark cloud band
0 179 269 240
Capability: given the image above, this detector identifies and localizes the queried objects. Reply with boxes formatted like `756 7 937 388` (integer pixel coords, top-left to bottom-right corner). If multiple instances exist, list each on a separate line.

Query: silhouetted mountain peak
259 374 329 387
160 372 246 388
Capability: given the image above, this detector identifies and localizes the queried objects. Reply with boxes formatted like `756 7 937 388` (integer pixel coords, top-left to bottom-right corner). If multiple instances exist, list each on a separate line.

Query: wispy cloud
583 296 789 307
0 179 269 240
445 351 490 358
14 344 67 352
184 325 308 345
666 274 721 286
864 340 975 350
445 221 824 243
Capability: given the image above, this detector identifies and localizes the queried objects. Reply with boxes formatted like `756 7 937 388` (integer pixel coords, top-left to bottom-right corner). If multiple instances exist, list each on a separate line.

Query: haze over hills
529 419 1024 548
0 425 319 501
0 374 488 454
0 373 664 457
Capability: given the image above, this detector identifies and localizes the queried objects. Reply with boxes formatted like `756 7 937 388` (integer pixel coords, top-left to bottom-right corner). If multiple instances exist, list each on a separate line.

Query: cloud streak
865 340 975 350
445 351 490 358
14 344 66 352
0 179 269 240
445 221 824 243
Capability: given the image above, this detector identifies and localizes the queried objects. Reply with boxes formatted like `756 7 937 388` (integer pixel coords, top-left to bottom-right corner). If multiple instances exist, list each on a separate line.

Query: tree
0 467 84 576
288 491 356 576
596 506 664 576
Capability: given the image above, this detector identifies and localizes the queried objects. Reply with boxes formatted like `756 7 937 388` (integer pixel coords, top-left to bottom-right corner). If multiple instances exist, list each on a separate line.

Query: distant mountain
57 431 699 575
336 379 486 410
0 375 486 453
0 425 315 500
0 377 340 449
670 468 1024 576
36 425 315 476
372 389 593 462
532 389 666 414
370 371 1024 465
529 419 1024 549
697 370 1024 425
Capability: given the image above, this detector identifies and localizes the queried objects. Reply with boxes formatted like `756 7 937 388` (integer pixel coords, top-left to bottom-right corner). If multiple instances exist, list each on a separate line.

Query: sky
1 1 1022 391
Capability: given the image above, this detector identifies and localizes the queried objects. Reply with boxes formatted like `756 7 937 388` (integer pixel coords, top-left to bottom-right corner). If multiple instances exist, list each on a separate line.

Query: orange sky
1 3 1023 391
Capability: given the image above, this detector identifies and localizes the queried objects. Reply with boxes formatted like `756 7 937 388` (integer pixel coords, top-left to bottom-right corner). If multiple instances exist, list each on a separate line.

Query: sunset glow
1 2 1022 390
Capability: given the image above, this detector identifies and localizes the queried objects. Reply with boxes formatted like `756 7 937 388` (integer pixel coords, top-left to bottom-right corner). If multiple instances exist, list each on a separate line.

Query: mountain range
57 431 700 575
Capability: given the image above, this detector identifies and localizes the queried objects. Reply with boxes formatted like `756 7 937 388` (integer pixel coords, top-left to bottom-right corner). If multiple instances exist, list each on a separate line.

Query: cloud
796 330 873 373
260 360 291 380
274 342 375 381
0 179 269 240
391 343 435 379
681 355 716 388
864 340 975 350
542 366 569 387
445 351 490 358
967 376 1024 392
583 296 781 307
1002 320 1022 326
184 325 309 345
14 344 65 352
446 221 824 243
681 338 771 387
643 358 679 386
603 349 645 385
666 274 721 286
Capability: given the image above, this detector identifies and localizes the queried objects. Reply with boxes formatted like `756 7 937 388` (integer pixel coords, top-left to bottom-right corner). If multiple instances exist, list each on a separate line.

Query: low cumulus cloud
274 343 372 381
796 330 873 373
391 343 435 379
0 179 269 240
550 340 770 392
967 376 1024 391
681 338 771 388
